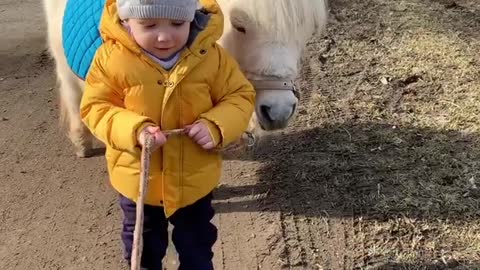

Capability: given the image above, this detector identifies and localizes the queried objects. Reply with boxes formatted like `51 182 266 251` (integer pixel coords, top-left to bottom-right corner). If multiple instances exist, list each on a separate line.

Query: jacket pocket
180 82 213 124
182 138 221 175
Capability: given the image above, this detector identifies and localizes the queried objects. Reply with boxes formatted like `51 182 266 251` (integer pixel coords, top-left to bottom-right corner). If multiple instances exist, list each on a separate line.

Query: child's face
126 18 190 60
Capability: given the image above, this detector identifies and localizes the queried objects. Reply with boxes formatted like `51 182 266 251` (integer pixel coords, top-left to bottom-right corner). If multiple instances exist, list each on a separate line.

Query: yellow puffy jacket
80 0 255 217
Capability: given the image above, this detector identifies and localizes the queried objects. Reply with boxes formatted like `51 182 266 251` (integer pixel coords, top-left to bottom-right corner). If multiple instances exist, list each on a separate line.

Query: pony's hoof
76 148 93 158
71 135 94 158
74 142 94 158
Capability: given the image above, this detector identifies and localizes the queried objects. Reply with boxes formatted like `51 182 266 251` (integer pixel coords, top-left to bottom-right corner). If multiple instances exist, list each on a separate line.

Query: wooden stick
131 133 154 270
130 128 253 269
163 128 185 136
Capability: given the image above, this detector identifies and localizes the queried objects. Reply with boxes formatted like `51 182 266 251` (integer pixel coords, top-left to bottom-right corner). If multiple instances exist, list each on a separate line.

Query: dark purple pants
119 193 217 270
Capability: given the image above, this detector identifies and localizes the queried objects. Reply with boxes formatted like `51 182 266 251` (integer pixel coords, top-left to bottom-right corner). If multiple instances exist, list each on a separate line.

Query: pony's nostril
260 105 273 122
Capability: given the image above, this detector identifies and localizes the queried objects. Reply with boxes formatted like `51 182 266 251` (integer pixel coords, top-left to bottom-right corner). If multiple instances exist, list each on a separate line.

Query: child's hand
185 121 215 150
137 126 167 151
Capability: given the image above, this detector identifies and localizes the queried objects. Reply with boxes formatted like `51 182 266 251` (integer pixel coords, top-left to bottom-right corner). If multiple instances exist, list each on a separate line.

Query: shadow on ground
373 261 480 270
216 122 480 221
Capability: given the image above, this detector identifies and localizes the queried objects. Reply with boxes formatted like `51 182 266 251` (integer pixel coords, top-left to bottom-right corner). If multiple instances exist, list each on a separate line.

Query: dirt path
2 0 480 269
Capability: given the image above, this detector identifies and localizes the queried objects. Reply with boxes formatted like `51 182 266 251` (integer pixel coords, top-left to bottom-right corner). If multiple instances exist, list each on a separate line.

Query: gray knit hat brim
117 0 197 22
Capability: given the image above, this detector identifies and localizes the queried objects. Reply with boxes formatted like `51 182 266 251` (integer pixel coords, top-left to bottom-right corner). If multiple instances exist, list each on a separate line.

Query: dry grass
285 0 480 267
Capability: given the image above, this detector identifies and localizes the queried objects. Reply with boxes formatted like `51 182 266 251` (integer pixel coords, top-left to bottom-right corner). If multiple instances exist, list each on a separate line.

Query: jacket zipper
160 74 169 213
155 52 192 214
178 83 184 207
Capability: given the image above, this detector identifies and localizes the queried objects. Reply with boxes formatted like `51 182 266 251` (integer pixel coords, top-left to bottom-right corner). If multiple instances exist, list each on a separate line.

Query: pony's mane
227 0 328 44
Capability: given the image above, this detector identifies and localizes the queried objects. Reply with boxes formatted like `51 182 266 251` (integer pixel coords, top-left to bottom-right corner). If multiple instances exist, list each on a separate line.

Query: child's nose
157 32 172 42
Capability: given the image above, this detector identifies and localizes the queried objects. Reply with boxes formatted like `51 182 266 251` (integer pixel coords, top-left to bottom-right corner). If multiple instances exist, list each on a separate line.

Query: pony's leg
43 0 93 157
57 68 94 157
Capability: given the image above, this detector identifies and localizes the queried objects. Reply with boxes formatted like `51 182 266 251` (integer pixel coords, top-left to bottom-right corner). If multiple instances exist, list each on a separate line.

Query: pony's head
217 0 328 131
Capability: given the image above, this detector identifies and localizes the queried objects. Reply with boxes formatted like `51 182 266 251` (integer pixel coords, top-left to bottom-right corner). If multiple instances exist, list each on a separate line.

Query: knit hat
117 0 198 22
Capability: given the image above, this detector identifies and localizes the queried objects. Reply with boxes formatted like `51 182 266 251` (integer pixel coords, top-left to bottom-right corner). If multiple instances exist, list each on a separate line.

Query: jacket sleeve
199 44 256 147
80 45 155 153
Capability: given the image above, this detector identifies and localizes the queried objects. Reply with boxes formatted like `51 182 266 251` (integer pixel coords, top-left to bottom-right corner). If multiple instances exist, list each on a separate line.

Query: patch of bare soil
218 0 480 268
1 0 480 269
283 0 480 268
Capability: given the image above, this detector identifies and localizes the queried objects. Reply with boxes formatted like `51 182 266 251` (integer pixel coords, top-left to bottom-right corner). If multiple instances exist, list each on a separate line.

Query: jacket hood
99 0 224 55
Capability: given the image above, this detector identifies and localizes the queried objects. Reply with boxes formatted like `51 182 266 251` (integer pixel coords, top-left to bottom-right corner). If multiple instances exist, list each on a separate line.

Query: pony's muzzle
251 79 298 130
258 102 296 130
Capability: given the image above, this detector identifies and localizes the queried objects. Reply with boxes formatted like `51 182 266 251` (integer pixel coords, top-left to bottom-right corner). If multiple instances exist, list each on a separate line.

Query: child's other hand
137 126 167 150
185 121 215 150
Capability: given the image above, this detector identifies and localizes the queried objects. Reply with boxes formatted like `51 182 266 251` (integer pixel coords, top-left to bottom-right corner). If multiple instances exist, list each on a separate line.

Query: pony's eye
232 23 246 34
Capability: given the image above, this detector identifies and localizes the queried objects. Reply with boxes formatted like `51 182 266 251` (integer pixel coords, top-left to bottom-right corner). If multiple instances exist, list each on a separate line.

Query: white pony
42 0 328 157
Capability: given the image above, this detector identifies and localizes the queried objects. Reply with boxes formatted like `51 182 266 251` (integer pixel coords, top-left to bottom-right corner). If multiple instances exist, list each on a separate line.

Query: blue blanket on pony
62 0 106 80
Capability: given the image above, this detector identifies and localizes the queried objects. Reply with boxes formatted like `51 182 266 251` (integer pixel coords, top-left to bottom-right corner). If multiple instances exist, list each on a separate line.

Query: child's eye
171 21 185 27
144 24 156 28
